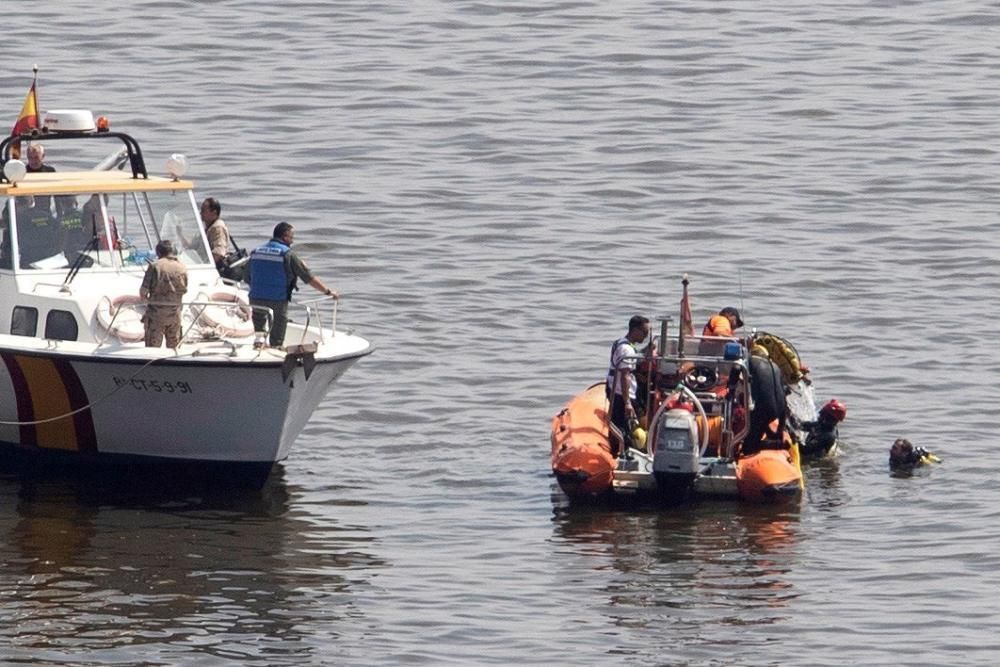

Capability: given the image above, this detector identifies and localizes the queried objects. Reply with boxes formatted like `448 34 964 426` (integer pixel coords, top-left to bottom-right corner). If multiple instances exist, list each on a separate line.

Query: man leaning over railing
246 221 338 349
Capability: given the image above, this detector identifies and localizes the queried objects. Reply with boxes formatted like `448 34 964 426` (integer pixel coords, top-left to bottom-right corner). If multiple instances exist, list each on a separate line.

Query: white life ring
193 291 254 338
96 294 146 343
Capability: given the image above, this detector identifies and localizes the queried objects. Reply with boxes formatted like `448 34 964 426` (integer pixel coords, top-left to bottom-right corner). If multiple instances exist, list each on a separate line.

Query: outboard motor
652 407 702 500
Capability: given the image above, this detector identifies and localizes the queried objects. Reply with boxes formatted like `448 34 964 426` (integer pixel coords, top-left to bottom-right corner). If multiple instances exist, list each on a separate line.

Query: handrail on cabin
0 129 148 182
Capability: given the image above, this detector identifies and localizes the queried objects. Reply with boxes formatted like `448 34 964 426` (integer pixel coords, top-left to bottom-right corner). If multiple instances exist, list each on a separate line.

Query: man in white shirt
605 315 651 453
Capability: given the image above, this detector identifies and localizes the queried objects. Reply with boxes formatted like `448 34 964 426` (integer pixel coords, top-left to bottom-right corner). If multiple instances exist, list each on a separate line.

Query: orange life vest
702 314 733 337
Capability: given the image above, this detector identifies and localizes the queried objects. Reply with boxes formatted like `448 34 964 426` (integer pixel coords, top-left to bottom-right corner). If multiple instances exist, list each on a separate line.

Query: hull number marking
113 377 193 394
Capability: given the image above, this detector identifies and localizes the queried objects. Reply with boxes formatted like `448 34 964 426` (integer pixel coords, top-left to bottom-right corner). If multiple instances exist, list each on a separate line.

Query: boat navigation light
3 159 27 185
166 153 188 180
96 115 110 132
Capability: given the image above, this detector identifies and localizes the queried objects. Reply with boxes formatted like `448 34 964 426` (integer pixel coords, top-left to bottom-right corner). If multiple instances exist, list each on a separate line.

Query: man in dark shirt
247 222 338 348
17 196 62 268
25 143 57 217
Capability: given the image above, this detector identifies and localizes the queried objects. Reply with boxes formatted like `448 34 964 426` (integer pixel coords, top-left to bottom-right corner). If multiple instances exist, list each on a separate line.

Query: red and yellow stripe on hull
1 354 97 452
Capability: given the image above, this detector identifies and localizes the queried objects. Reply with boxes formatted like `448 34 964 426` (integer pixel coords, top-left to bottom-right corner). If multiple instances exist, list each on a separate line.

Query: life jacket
248 239 290 301
702 314 733 337
605 336 636 398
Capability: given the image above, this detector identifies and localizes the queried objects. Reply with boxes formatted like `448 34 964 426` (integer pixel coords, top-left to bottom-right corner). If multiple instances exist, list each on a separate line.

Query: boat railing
1 129 147 180
95 296 133 347
660 333 751 359
95 294 341 350
614 338 749 375
95 298 273 349
31 281 68 293
614 345 748 404
183 299 272 347
288 294 338 347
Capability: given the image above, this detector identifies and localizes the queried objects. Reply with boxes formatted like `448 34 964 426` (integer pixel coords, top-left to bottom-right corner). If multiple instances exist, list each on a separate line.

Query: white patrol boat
0 109 373 484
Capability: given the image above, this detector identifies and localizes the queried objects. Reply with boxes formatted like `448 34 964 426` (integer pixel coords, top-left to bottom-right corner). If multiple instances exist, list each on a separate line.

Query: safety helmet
819 399 847 423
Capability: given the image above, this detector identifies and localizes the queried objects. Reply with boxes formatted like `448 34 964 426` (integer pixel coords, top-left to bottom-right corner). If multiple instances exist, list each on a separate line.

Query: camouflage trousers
143 305 182 348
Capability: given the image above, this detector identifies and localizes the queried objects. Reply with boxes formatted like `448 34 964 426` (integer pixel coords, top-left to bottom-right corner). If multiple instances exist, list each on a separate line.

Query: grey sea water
2 1 1000 664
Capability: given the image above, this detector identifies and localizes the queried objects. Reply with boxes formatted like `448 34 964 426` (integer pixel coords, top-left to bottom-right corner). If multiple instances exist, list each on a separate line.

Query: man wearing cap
139 239 188 348
702 306 743 337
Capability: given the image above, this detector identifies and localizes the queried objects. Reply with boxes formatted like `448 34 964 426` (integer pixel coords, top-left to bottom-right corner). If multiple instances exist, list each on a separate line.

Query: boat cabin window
106 189 210 267
44 310 79 341
1 189 211 271
10 306 38 336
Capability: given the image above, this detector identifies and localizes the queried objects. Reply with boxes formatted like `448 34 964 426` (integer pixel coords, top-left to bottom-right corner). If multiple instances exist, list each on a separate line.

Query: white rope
0 352 197 426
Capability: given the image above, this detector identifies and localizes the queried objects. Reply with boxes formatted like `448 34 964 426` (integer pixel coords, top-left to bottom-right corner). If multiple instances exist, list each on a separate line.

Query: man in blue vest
247 222 338 348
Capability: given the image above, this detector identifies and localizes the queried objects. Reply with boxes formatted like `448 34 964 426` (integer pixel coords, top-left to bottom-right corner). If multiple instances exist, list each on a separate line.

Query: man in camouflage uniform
200 197 230 271
139 240 188 348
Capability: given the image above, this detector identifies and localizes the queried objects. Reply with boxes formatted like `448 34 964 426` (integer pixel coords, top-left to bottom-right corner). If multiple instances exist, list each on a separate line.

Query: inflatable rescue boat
550 280 845 504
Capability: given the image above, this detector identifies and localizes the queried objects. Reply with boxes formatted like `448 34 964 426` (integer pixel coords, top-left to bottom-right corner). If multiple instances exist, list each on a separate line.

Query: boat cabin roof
0 171 193 197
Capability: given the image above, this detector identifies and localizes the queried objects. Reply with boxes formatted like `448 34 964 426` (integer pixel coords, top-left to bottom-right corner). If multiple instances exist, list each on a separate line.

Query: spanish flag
10 76 39 159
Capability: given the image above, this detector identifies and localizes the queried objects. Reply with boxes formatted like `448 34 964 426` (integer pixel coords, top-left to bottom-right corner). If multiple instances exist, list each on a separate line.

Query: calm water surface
3 1 1000 664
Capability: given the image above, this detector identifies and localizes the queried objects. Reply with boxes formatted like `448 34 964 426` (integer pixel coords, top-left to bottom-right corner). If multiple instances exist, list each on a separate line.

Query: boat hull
0 343 369 467
0 442 278 488
550 384 803 504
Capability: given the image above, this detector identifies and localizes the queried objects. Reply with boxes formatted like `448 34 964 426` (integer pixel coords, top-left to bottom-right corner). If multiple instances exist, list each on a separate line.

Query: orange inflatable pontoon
551 383 617 497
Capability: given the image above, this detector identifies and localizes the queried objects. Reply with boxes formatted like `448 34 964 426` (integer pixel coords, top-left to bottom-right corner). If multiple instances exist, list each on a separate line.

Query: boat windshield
106 189 210 267
1 189 210 271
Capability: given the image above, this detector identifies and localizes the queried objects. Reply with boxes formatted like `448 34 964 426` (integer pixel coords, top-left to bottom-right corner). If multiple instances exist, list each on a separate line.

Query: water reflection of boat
0 469 383 660
0 108 372 485
549 500 802 633
552 497 800 559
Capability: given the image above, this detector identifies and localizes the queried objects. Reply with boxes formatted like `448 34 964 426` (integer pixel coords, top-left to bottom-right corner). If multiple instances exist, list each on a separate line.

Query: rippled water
3 1 1000 664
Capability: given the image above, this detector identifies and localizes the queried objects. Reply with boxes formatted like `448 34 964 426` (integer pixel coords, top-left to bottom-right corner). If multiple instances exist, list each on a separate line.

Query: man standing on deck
200 197 231 273
139 240 188 348
247 222 338 349
606 315 651 453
